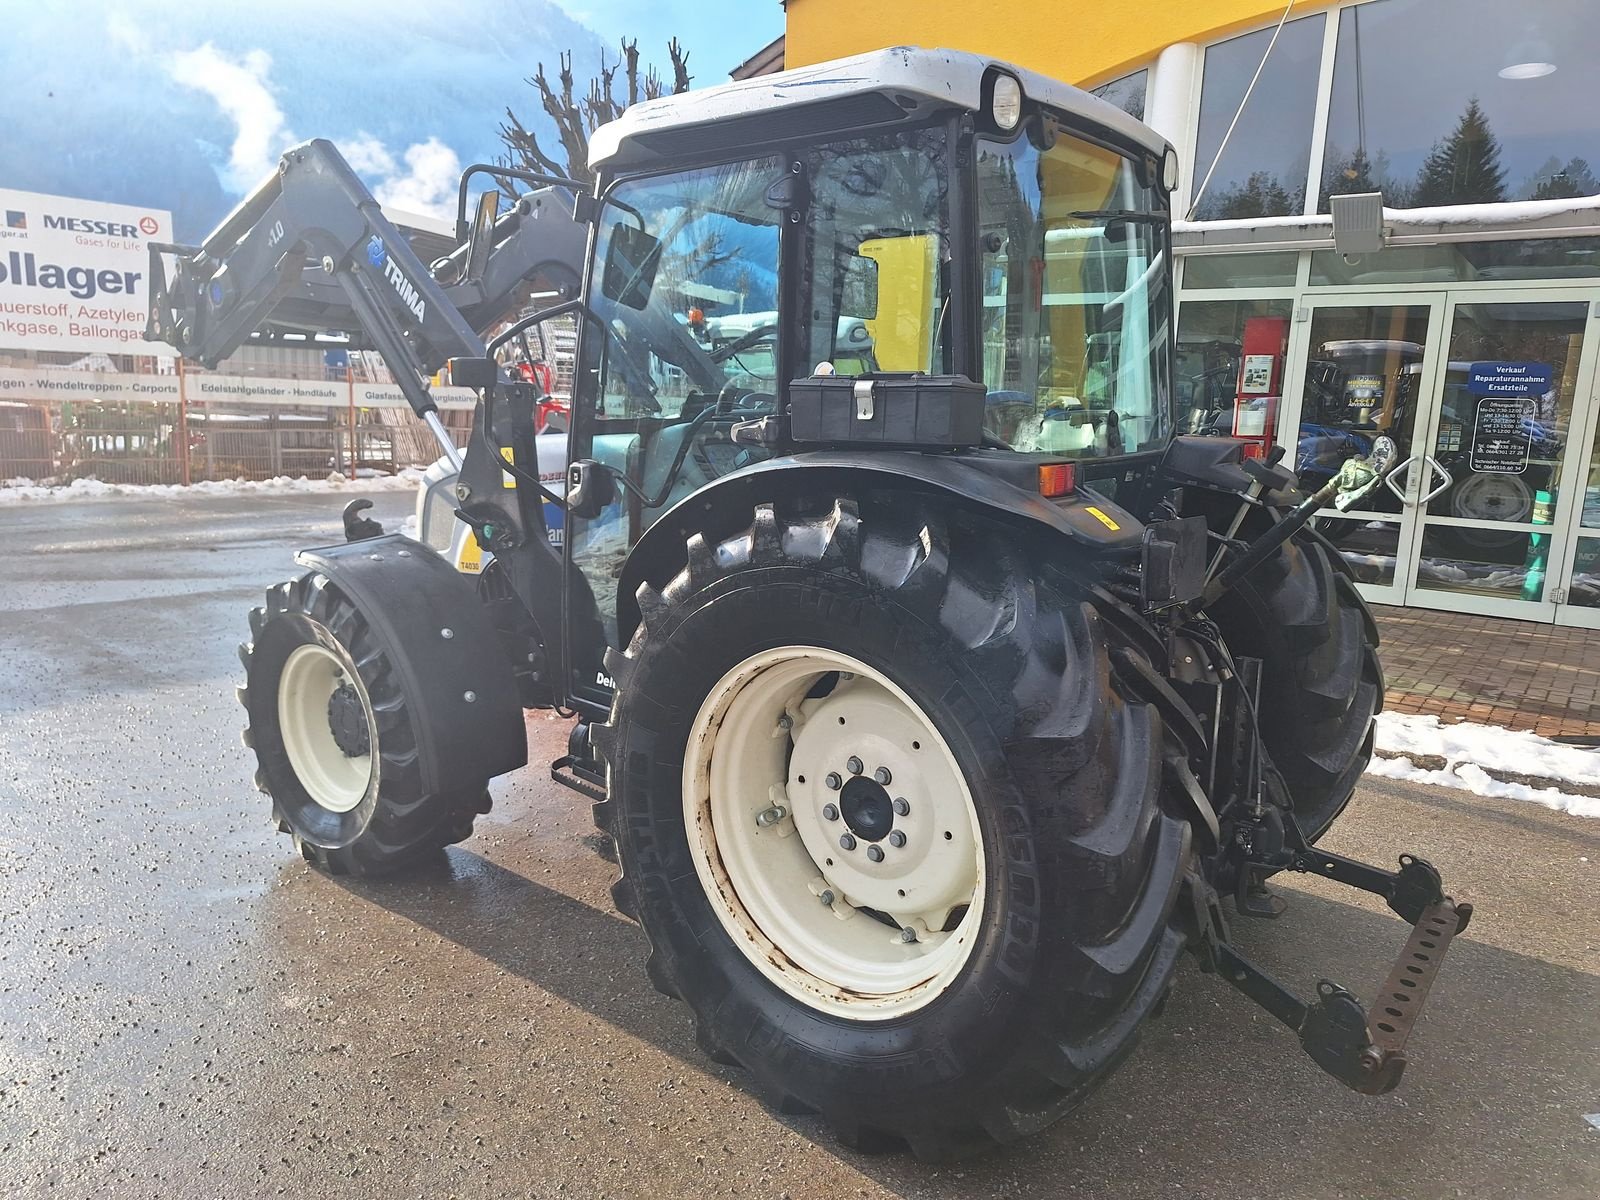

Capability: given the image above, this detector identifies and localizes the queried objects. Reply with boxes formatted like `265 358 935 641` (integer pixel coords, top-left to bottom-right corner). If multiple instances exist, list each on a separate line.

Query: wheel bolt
866 845 884 863
892 797 910 816
900 927 918 943
819 889 835 906
777 713 792 730
874 766 892 785
825 772 842 791
846 756 863 775
822 803 840 821
888 830 906 848
839 833 857 851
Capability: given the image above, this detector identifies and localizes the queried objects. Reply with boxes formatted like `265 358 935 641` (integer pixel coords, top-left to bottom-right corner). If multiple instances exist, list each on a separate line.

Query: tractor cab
483 48 1179 709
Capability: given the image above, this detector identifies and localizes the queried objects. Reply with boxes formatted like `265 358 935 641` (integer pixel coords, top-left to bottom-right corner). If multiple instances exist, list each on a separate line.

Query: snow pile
1369 712 1600 818
0 471 425 505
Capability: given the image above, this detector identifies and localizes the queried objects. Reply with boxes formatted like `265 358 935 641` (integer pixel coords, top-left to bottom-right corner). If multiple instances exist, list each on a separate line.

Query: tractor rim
277 642 376 814
683 646 985 1020
1449 472 1531 531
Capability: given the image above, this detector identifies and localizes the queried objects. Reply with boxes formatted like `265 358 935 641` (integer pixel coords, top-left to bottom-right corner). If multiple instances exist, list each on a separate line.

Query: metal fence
0 382 473 485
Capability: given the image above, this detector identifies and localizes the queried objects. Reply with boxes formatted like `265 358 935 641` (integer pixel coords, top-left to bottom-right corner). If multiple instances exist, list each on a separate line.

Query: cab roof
587 45 1170 176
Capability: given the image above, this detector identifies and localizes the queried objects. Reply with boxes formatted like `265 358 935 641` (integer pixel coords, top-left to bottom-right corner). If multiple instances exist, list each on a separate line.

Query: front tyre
240 572 491 875
594 497 1193 1158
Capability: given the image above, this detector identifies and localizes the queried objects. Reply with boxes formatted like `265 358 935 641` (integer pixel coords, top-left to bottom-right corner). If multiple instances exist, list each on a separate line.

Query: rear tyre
593 496 1194 1158
1203 515 1382 840
240 572 491 875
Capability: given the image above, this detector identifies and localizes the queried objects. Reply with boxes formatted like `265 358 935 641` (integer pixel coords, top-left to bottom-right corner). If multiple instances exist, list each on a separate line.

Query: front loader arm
147 140 489 437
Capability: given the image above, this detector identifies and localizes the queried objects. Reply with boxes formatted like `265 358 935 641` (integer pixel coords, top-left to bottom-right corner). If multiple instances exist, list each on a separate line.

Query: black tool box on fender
788 373 986 448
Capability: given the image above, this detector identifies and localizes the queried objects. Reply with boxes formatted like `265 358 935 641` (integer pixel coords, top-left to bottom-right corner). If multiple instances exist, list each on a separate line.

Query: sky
553 0 784 77
0 0 786 237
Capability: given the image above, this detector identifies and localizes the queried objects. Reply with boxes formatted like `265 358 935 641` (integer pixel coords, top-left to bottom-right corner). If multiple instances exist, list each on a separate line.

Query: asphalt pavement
0 491 1596 1199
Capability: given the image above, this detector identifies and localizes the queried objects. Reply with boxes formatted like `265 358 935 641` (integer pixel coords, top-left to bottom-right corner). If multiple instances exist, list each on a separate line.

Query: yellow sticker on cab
1084 506 1121 531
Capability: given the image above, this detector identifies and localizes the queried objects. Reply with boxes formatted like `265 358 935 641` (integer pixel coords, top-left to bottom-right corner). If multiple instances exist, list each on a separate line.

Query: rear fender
295 533 528 790
616 452 1144 645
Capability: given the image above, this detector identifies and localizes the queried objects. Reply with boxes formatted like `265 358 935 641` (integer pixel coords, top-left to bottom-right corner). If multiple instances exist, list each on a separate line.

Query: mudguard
295 533 528 792
616 450 1145 644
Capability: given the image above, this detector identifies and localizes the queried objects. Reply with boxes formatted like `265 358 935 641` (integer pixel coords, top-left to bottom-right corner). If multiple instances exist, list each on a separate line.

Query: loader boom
144 139 589 457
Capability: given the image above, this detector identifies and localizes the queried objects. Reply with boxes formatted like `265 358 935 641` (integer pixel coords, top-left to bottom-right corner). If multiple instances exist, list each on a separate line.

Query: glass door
1546 300 1600 628
1404 293 1598 622
1276 294 1446 606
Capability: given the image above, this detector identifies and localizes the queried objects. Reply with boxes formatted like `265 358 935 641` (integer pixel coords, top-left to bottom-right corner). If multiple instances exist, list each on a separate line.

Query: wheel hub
839 775 894 842
327 683 371 757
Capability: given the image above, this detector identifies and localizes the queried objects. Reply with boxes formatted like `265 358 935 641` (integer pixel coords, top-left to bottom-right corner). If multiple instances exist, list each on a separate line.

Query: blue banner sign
1466 361 1554 396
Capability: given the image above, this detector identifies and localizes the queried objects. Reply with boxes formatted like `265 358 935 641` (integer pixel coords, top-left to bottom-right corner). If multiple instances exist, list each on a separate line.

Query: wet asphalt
0 491 1596 1199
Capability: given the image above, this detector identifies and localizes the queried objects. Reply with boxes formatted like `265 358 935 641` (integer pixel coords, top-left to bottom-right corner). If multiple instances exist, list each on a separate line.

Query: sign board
0 366 181 404
0 188 176 357
0 365 477 411
1469 396 1534 475
1344 374 1384 407
1466 361 1553 397
353 382 477 411
1239 353 1275 395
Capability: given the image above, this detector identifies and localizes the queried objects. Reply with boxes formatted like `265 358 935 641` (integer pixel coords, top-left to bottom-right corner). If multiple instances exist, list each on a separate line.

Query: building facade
783 0 1600 625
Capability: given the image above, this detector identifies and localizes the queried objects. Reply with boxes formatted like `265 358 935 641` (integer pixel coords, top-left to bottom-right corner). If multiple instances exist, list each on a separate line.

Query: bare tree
499 38 692 186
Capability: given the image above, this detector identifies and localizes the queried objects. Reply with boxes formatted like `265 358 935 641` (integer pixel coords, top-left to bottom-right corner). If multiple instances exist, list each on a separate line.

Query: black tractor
148 47 1467 1159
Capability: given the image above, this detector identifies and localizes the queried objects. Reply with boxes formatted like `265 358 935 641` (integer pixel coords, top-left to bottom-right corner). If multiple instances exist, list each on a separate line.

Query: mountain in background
0 0 631 239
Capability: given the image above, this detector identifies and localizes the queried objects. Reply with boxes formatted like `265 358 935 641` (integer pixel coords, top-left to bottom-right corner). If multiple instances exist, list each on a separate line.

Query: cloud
167 43 294 192
341 135 397 178
163 44 462 221
372 138 462 221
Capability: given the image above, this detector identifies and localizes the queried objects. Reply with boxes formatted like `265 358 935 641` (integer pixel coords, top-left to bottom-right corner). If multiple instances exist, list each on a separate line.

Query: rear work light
1038 461 1076 497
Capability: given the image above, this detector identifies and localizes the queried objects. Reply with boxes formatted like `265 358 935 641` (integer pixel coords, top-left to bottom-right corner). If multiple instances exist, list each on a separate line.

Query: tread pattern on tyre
590 494 1197 1159
1203 511 1382 840
240 570 491 876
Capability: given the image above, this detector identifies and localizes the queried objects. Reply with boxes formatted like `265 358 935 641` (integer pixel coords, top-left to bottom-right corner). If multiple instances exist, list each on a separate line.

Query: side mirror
1332 435 1399 511
463 188 500 283
601 222 662 311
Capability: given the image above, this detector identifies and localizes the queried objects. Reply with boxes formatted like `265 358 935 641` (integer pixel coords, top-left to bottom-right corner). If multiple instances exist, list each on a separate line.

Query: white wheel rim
1450 473 1531 524
683 647 985 1020
277 643 376 814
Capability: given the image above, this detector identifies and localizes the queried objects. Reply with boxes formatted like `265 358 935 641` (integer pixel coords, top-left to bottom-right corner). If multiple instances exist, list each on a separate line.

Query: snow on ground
0 470 426 505
1370 712 1600 818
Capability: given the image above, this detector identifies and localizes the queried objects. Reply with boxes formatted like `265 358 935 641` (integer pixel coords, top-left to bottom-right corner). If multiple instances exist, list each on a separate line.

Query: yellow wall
784 0 1339 88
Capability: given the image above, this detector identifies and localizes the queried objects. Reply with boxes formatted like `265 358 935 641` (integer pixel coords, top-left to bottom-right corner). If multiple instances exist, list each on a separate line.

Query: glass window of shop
1321 0 1600 212
1174 298 1294 444
1310 238 1600 286
1191 15 1326 221
1181 252 1299 290
1091 70 1147 122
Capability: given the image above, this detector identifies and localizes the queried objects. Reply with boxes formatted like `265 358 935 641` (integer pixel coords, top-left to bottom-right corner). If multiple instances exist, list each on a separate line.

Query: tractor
147 47 1468 1159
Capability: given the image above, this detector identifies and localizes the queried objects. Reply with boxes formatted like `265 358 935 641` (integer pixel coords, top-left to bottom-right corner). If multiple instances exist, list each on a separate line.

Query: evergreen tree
1412 98 1507 207
1532 157 1600 201
1208 171 1301 220
1322 146 1379 209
